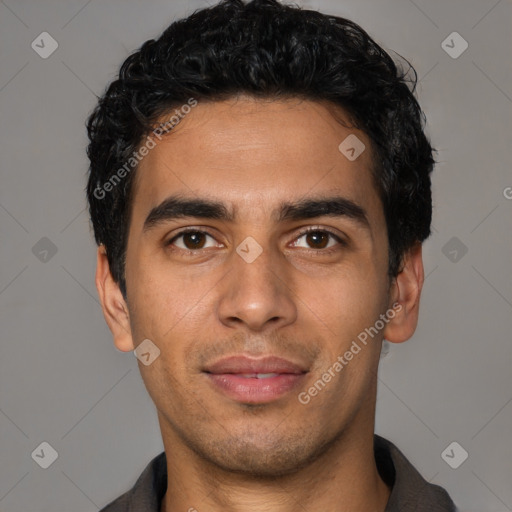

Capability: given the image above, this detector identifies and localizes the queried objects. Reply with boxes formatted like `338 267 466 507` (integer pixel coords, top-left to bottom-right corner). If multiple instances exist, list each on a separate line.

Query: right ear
95 245 135 352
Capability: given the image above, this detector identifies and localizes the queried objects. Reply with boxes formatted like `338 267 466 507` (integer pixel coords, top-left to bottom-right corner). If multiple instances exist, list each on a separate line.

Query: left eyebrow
142 195 370 233
277 196 370 229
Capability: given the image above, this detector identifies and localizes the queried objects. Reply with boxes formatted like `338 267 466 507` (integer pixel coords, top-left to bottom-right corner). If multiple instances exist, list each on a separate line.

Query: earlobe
95 245 135 352
383 243 424 344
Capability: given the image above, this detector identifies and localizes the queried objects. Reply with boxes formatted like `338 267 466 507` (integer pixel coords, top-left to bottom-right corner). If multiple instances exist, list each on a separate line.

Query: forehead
130 96 383 226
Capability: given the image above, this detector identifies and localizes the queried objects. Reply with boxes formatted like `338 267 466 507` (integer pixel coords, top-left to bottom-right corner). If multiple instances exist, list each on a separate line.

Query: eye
165 227 345 254
291 228 345 251
167 230 220 251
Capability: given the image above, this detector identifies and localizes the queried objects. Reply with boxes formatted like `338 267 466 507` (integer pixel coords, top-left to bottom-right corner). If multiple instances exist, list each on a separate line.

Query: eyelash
165 227 346 255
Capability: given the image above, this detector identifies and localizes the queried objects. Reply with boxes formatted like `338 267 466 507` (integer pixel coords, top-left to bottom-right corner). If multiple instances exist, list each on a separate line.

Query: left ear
383 242 424 344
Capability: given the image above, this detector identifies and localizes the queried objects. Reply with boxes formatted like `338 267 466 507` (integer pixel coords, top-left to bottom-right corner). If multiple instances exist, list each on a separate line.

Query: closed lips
203 355 308 375
237 373 281 378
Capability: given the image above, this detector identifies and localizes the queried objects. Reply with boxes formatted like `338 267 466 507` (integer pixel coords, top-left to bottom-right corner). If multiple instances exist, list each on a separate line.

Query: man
87 0 457 510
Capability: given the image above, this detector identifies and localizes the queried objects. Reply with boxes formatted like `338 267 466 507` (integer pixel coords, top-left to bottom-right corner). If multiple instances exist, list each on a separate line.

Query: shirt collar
117 434 455 512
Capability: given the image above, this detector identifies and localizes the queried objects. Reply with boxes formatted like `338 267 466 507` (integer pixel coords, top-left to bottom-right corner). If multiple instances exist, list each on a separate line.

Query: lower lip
205 373 307 404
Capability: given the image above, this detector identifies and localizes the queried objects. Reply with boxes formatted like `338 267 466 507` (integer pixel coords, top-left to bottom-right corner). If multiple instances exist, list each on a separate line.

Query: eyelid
290 226 347 248
166 227 222 247
166 225 347 253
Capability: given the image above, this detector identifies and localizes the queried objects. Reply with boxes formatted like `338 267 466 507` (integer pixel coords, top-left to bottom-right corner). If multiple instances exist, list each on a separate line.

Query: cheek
126 260 218 362
310 261 386 315
302 265 389 364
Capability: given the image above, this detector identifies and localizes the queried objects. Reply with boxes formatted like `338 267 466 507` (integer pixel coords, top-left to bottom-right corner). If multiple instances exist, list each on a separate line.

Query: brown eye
182 232 207 249
168 230 218 251
291 229 343 250
305 231 330 249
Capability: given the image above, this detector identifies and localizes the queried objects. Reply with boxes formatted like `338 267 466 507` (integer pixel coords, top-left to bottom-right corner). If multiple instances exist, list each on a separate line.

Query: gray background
0 0 511 510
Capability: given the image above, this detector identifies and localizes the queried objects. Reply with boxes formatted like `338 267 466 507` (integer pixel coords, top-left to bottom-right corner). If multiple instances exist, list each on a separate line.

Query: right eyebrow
143 196 234 233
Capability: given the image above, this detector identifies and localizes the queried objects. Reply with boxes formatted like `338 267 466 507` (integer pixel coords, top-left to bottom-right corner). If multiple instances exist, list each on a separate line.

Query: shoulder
99 451 167 512
374 435 457 512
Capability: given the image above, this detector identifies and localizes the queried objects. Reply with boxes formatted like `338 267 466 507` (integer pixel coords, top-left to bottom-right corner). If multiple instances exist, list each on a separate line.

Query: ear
95 245 135 352
383 243 424 344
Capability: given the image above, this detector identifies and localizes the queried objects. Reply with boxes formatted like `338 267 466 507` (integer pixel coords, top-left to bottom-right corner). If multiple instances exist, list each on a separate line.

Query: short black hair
86 0 435 299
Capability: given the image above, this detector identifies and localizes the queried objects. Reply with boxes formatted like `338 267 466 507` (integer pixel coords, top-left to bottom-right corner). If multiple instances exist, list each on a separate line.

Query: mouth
231 373 283 378
203 355 309 404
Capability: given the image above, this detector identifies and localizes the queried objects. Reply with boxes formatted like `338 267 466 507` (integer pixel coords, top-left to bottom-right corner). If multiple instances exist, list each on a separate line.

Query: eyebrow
142 195 370 232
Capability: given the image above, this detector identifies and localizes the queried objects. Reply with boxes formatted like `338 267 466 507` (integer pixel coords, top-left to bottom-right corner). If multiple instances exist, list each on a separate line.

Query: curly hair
86 0 435 299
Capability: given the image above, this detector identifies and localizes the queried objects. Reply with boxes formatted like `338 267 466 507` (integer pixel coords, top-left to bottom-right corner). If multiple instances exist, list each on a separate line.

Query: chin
197 430 333 478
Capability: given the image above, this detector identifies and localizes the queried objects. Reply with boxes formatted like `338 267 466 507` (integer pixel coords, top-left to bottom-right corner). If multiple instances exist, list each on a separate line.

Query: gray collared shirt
99 435 457 511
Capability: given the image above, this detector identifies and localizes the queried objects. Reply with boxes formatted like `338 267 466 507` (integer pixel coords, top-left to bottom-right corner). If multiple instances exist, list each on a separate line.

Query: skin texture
95 95 424 512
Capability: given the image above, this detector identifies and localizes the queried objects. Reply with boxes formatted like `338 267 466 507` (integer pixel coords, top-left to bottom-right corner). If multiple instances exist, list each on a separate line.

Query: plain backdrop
0 1 511 511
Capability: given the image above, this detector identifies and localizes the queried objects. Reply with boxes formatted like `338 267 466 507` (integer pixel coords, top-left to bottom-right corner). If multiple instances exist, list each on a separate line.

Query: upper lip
204 355 308 374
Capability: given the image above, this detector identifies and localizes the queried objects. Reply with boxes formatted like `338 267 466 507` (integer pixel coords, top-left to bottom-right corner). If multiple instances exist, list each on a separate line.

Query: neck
159 418 390 512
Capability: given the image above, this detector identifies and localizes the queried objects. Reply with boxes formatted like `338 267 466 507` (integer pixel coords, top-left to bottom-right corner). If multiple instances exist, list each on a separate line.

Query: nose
215 241 297 333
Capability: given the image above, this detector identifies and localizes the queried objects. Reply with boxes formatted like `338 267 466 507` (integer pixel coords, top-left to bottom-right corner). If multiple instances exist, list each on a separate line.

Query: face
111 96 400 476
